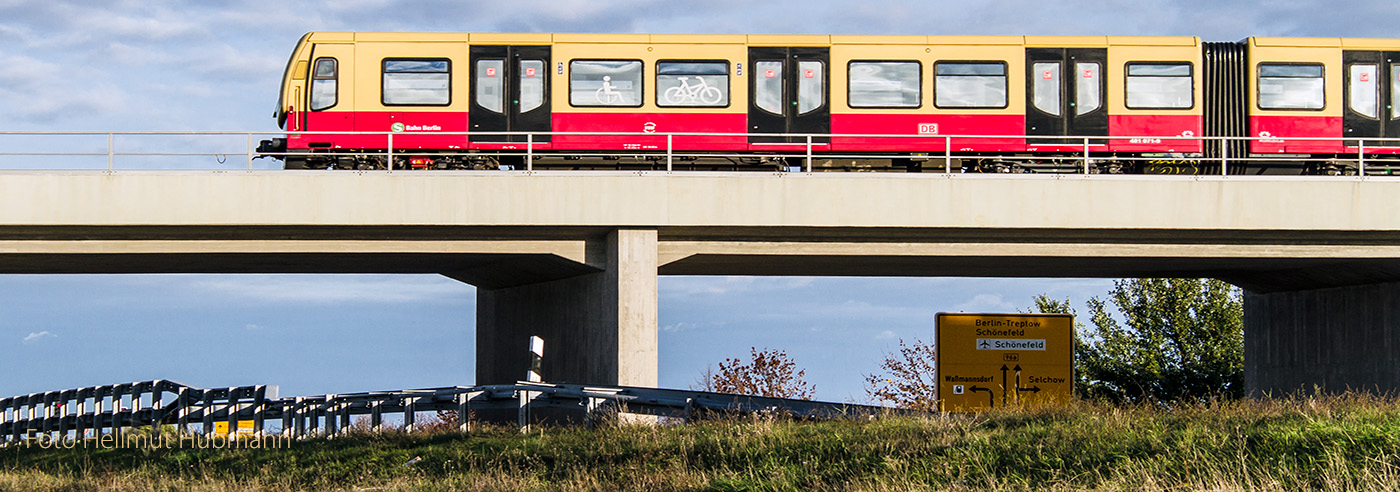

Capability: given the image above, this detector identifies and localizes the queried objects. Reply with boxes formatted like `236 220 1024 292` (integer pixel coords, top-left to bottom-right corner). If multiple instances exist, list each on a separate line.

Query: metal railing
3 130 1400 176
0 379 901 445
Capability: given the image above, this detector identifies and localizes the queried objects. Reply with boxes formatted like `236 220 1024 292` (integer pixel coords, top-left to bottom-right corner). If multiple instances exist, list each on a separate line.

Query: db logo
643 122 657 133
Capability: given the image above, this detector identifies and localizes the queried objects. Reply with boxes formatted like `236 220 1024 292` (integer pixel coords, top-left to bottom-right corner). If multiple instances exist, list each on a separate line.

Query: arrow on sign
968 385 994 408
1012 365 1041 397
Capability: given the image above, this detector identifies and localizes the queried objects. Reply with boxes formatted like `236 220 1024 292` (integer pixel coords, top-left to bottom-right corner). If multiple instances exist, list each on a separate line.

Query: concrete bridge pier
1245 281 1400 395
474 229 658 388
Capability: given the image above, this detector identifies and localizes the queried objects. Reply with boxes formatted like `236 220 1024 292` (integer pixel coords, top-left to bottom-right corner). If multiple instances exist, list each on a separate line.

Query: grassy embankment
3 395 1400 491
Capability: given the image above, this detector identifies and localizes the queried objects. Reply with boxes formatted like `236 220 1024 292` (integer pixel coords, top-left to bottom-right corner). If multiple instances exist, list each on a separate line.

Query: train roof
299 32 1203 47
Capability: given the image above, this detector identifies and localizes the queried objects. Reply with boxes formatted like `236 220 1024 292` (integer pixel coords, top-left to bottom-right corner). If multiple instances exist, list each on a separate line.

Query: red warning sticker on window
1361 73 1370 82
526 67 537 77
1043 71 1053 79
486 67 497 77
1083 69 1094 78
765 69 776 78
804 69 815 78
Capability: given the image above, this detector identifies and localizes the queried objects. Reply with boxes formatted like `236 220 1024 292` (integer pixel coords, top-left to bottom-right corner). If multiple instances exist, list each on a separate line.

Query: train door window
848 61 920 108
935 62 1008 108
382 59 450 106
657 61 729 107
1075 62 1101 115
797 61 825 114
1258 64 1324 110
519 59 545 112
1391 63 1400 119
310 58 337 111
1031 62 1061 115
476 59 505 114
754 61 784 114
569 60 643 107
1350 64 1379 118
1125 63 1194 109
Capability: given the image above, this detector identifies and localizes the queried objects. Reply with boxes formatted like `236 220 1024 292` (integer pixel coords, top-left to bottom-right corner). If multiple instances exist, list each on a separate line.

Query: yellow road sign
936 312 1073 412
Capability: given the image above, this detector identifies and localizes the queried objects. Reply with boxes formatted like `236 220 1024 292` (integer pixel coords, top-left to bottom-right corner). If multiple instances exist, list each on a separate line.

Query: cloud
953 293 1017 313
876 330 896 340
22 331 56 344
179 274 473 305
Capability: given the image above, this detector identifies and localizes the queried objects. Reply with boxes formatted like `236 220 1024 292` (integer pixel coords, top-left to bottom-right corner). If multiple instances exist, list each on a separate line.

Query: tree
703 347 815 400
863 338 938 411
1042 278 1244 403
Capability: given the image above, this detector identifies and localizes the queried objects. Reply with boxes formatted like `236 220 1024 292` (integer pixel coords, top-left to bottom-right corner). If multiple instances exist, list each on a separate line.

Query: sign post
935 313 1073 412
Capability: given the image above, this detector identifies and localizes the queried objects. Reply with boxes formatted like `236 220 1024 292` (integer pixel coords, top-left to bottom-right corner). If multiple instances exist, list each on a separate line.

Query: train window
1125 63 1193 109
935 62 1008 109
520 59 546 112
1076 62 1101 115
1031 62 1061 115
754 61 784 115
476 59 505 114
382 59 450 106
848 61 920 108
310 58 337 111
1350 64 1378 119
657 61 729 107
1392 64 1400 119
798 61 825 114
570 60 643 107
1258 64 1324 110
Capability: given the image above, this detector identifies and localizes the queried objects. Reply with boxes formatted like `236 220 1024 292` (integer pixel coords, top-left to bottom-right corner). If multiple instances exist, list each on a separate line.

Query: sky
0 0 1384 402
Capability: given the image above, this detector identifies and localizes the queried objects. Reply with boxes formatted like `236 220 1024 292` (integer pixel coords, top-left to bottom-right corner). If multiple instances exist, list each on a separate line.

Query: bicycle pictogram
663 76 723 105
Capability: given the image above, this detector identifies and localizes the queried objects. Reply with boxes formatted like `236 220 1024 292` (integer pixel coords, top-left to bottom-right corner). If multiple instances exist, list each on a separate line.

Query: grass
4 394 1400 491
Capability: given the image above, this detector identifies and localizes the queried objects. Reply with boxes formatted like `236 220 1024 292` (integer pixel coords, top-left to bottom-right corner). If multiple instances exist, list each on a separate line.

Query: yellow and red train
260 32 1400 173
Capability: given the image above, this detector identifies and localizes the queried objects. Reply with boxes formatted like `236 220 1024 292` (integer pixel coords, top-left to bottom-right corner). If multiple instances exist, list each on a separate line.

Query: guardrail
0 379 901 445
2 130 1399 175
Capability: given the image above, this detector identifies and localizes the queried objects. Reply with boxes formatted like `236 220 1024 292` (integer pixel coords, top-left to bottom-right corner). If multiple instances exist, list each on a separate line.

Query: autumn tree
702 347 815 400
863 338 938 411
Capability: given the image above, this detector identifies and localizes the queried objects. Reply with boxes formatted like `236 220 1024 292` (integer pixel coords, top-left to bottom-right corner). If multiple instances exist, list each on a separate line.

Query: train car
262 32 1394 174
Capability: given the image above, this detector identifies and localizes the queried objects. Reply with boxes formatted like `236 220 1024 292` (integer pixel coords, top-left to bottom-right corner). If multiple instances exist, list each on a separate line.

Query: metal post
527 134 534 171
458 393 470 433
945 136 952 174
1360 140 1367 177
386 133 394 171
403 396 415 433
666 134 673 172
1082 137 1090 174
370 401 382 431
246 133 254 170
1221 137 1230 175
107 133 114 171
805 135 813 172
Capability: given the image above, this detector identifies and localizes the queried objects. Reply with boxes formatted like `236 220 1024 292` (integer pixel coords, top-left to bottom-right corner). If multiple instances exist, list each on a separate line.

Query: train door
748 47 831 145
301 42 355 134
1343 50 1400 146
469 45 552 143
1026 48 1108 147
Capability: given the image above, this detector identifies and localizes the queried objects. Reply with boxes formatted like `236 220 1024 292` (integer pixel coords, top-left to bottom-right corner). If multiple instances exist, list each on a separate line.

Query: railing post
1082 137 1090 174
666 134 673 172
944 136 952 174
246 133 254 170
527 133 534 171
1221 137 1230 175
805 135 813 173
386 133 394 171
107 133 114 171
1359 140 1367 177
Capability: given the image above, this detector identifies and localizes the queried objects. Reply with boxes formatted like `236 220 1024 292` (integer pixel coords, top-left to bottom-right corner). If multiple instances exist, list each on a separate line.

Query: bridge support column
476 229 658 387
1245 281 1400 395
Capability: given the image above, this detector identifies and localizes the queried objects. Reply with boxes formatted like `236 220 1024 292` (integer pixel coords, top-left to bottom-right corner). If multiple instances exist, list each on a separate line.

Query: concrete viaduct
1 171 1398 395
